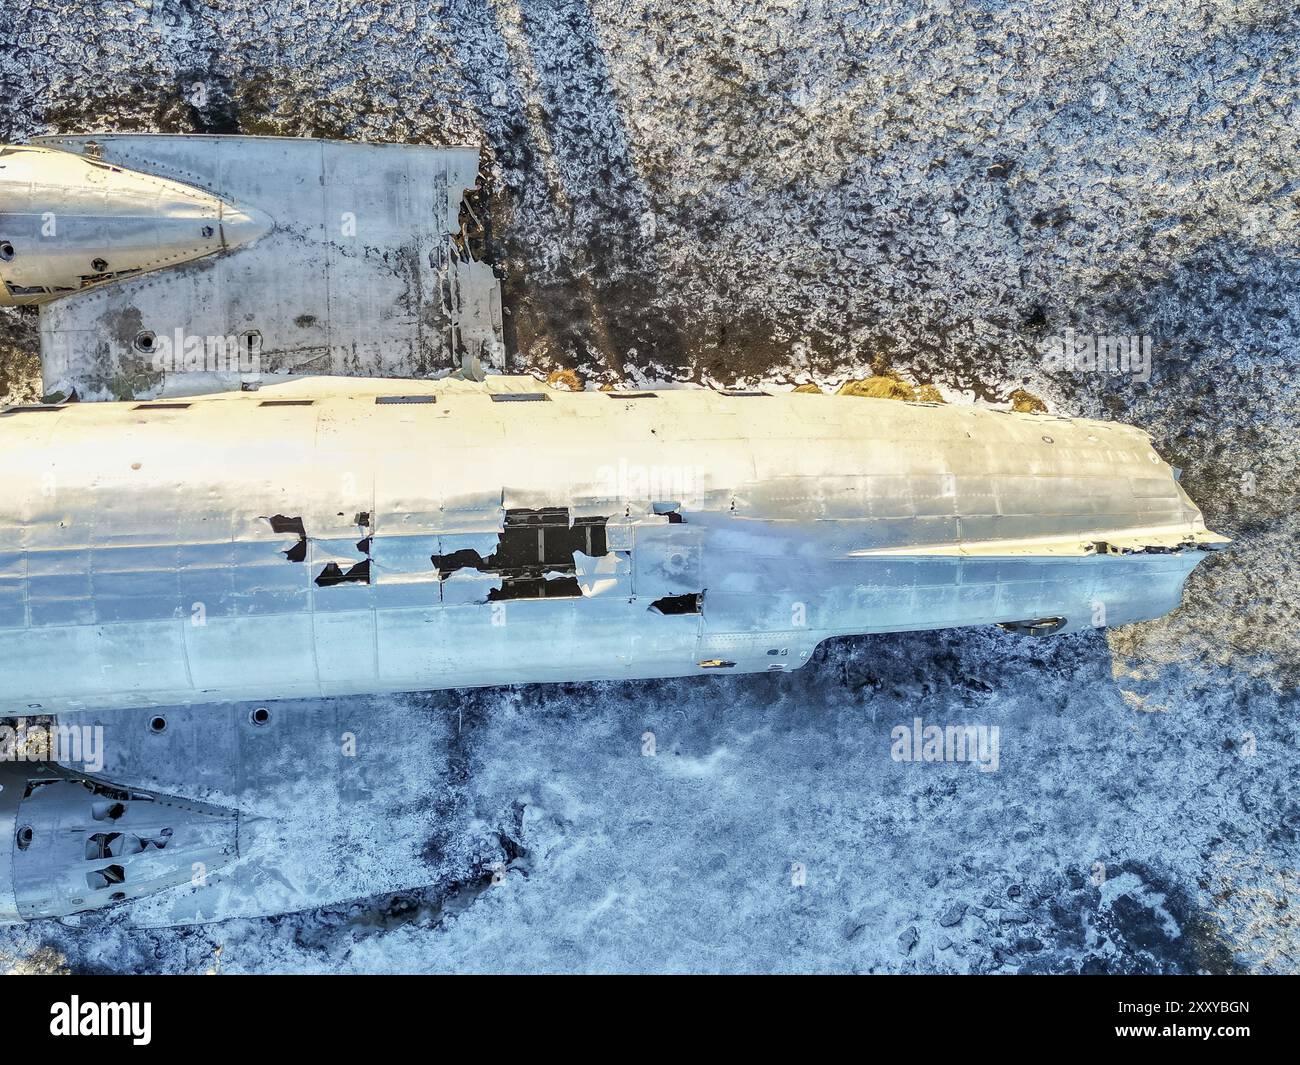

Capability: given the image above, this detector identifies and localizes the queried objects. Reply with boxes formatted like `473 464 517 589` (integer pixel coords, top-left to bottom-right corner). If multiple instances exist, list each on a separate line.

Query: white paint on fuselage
0 377 1225 713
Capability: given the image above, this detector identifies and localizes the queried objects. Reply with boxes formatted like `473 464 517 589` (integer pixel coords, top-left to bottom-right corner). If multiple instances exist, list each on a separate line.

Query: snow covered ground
1 0 1297 972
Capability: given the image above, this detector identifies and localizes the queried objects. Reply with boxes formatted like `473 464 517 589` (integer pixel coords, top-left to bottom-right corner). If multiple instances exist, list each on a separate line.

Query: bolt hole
148 715 167 734
91 257 109 273
135 330 157 353
0 240 14 261
250 707 271 726
201 224 215 239
17 825 34 850
1041 435 1054 444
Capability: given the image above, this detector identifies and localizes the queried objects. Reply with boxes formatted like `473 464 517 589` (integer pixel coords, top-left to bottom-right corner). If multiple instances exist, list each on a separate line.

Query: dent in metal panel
27 572 96 627
374 582 439 610
702 591 817 634
732 475 873 521
178 542 236 619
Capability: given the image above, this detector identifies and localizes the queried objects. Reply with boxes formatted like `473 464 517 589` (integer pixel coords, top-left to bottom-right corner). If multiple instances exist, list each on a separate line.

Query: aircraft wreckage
0 135 1226 925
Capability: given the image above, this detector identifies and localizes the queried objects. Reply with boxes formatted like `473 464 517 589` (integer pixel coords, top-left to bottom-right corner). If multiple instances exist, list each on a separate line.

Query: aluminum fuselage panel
0 379 1222 712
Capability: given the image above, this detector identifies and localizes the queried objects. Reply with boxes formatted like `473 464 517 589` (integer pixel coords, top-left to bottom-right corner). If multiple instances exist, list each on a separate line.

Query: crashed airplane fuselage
0 376 1226 715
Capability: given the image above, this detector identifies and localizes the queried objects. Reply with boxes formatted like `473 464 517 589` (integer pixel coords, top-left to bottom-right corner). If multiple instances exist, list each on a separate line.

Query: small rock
838 374 915 401
1008 388 1047 413
546 368 585 392
938 901 967 927
898 926 919 954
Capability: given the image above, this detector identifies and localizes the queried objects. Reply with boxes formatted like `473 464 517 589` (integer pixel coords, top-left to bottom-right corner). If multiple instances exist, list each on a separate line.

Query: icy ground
1 0 1298 972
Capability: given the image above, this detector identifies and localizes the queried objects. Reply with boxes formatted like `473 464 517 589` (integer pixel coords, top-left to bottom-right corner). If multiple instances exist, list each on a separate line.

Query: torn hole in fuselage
86 864 126 890
489 574 583 600
91 800 127 821
266 514 375 585
315 559 372 587
267 514 307 562
431 547 490 579
311 526 377 586
432 507 610 600
85 827 172 860
649 592 703 615
313 516 375 585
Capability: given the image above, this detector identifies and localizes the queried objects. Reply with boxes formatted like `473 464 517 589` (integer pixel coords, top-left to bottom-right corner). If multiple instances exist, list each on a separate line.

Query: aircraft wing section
31 135 504 400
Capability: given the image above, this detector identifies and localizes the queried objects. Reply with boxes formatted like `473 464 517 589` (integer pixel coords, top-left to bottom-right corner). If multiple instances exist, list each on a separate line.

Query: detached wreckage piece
0 135 504 398
0 758 243 923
